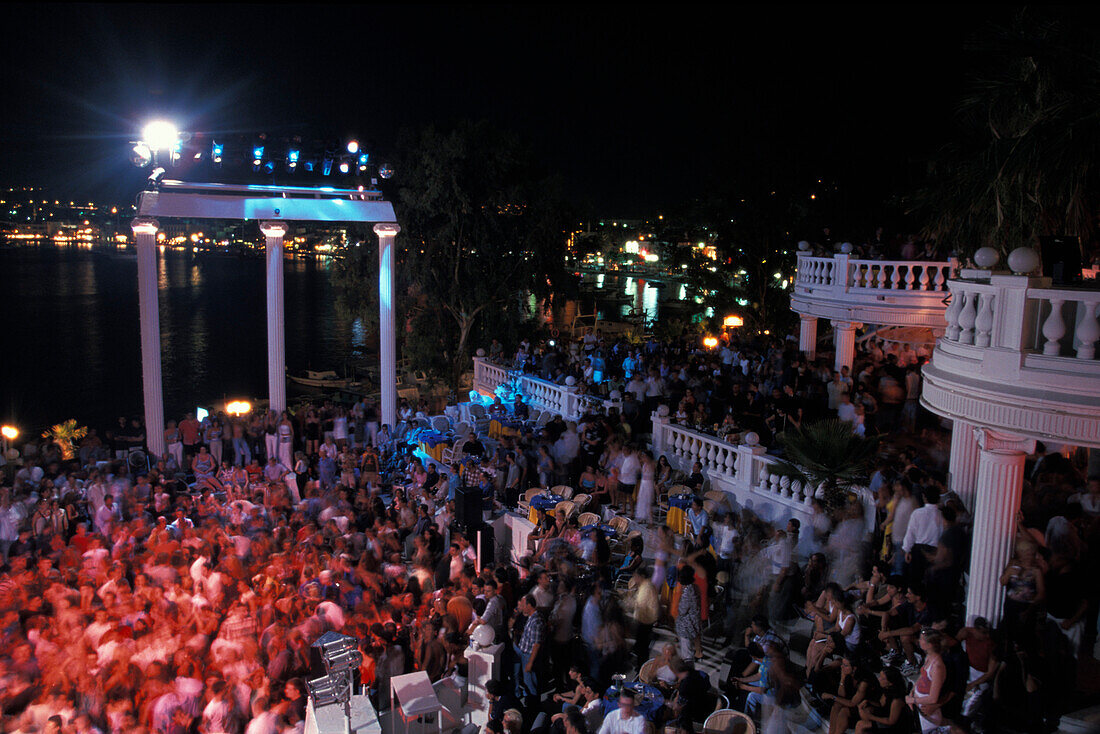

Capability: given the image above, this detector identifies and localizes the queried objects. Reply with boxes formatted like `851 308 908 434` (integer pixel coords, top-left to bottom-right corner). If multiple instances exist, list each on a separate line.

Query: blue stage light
263 160 276 175
253 145 265 160
304 161 315 172
322 152 334 176
212 141 224 164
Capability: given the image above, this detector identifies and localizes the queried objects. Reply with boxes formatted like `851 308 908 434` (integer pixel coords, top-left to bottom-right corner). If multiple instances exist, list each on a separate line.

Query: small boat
288 369 355 389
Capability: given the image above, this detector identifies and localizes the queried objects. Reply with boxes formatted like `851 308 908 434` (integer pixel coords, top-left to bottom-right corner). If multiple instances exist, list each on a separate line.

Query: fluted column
374 223 401 428
832 320 858 373
948 419 981 512
966 428 1035 626
799 315 818 360
132 218 165 458
261 221 289 413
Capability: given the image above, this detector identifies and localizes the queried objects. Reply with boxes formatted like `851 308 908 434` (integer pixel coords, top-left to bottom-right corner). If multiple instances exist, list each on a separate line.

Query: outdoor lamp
1 425 18 441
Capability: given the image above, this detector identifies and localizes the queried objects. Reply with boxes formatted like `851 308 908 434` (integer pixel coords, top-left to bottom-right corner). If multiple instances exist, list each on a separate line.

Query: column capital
131 217 160 235
799 314 817 323
831 320 859 331
975 427 1036 455
259 221 289 238
373 223 401 237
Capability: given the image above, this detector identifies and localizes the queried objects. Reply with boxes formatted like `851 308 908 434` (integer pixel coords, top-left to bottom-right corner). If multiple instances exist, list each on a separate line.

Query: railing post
733 434 766 493
651 413 671 456
834 253 850 290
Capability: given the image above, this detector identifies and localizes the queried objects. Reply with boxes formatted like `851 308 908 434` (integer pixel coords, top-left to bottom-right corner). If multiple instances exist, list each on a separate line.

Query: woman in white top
634 451 656 524
332 407 348 448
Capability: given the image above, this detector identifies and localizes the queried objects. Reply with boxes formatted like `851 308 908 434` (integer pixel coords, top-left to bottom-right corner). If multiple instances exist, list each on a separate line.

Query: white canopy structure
132 180 400 457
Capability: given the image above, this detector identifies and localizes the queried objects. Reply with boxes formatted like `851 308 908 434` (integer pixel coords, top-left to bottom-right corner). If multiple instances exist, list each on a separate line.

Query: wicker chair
518 488 544 516
636 658 659 685
578 511 600 528
555 500 575 519
702 709 753 734
551 485 573 499
572 493 591 511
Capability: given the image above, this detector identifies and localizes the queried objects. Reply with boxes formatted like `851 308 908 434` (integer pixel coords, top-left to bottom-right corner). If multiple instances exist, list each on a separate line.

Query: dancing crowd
1 327 1098 734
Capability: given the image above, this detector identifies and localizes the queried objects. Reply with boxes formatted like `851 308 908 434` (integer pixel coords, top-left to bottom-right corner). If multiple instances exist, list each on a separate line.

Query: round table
581 523 617 538
603 682 665 721
666 494 693 534
489 418 523 439
528 494 564 523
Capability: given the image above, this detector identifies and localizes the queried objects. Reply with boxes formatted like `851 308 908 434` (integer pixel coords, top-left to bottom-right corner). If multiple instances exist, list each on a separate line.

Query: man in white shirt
902 490 945 583
598 690 647 734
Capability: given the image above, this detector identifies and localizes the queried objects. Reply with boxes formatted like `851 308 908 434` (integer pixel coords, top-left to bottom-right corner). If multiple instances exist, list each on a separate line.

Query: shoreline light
226 400 252 416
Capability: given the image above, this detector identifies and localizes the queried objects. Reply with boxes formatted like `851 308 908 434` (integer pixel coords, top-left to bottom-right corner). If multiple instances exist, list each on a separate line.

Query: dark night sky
2 5 1097 217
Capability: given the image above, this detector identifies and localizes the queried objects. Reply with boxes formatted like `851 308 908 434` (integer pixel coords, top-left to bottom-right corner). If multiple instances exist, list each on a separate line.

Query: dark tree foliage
909 10 1100 259
389 121 572 387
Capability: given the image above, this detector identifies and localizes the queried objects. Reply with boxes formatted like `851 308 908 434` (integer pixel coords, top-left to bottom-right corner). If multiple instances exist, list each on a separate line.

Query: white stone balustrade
792 253 958 370
651 415 876 532
472 357 619 422
925 271 1100 448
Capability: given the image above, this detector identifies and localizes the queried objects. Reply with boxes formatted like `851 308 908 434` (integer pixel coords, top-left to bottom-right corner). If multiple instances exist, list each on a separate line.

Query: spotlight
303 160 315 172
130 143 152 168
287 148 300 171
379 163 394 179
263 160 276 175
211 141 224 164
346 140 359 154
338 161 350 174
322 152 334 176
142 120 179 151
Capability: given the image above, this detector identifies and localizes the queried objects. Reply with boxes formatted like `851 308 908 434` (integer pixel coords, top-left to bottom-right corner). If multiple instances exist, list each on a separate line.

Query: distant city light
142 120 179 151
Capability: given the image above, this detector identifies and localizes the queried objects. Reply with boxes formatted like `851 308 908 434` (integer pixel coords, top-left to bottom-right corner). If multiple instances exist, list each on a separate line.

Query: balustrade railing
796 253 957 294
651 416 877 530
942 276 1100 362
472 357 619 420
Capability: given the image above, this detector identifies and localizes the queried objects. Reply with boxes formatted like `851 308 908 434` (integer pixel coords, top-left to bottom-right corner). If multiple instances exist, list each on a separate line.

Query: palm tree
909 10 1100 261
771 419 880 514
42 419 88 461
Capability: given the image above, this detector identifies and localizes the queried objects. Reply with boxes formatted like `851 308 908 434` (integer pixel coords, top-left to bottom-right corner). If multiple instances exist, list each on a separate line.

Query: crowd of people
1 326 1098 734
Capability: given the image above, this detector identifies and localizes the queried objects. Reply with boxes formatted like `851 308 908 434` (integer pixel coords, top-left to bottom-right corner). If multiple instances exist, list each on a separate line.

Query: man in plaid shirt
513 594 545 706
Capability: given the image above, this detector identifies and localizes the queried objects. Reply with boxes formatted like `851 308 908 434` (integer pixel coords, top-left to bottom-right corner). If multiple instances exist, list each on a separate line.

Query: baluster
944 287 964 341
779 476 791 498
903 265 915 290
888 265 900 289
957 291 977 345
768 474 781 495
933 266 946 291
705 443 717 472
876 264 887 289
790 479 803 502
919 265 931 291
975 293 995 347
809 261 819 285
672 432 683 459
1042 299 1066 355
724 448 736 477
1074 300 1100 359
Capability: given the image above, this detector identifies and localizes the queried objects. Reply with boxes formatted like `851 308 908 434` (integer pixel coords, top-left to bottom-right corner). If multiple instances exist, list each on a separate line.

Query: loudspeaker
1040 235 1081 285
455 485 484 528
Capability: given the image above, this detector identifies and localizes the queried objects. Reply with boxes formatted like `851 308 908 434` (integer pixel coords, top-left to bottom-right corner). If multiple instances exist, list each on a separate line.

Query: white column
832 320 858 372
261 221 289 414
132 218 166 459
948 419 981 511
966 428 1035 626
799 315 818 360
374 223 401 428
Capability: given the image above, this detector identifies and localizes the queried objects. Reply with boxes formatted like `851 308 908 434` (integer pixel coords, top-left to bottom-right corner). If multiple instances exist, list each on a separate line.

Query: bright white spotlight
142 121 179 151
346 140 359 154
